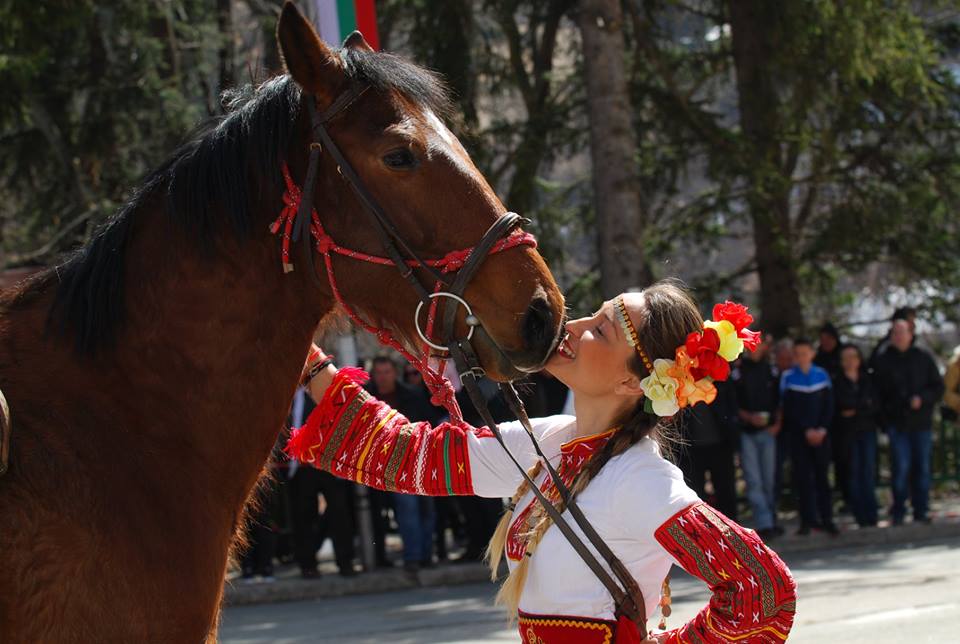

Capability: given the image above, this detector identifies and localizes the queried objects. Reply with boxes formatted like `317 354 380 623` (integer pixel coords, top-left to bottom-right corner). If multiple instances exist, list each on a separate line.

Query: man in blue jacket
780 338 837 535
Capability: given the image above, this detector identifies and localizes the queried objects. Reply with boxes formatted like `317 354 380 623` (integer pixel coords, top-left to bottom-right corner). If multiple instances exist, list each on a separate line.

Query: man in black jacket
873 320 944 525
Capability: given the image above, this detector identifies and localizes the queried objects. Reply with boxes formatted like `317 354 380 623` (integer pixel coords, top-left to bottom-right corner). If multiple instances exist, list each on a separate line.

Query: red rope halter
271 163 538 423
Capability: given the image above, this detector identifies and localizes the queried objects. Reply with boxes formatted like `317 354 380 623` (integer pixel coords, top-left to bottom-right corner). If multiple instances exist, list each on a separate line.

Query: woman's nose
565 317 590 338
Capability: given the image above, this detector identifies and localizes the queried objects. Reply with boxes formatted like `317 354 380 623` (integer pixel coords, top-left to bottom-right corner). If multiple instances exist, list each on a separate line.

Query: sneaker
823 523 841 536
915 516 933 525
339 567 358 578
300 568 321 579
403 561 421 574
796 524 811 536
891 516 905 527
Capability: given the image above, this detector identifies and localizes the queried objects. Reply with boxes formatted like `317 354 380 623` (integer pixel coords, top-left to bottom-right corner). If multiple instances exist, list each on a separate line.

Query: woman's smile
556 331 577 360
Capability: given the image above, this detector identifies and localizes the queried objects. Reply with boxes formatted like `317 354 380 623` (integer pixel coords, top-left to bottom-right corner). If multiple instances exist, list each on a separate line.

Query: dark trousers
679 443 738 520
848 430 878 526
289 466 355 573
459 496 504 559
832 427 853 507
241 477 281 576
791 436 834 527
368 488 393 566
888 427 932 521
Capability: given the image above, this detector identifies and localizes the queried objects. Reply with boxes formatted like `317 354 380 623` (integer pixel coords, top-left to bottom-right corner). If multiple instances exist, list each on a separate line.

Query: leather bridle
276 81 648 635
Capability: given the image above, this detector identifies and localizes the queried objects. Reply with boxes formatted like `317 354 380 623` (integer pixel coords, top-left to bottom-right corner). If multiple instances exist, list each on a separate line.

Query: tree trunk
577 0 651 297
728 1 803 336
217 0 235 94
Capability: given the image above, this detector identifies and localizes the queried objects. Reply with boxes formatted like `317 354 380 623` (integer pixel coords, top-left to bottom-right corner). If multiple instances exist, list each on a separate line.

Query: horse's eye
382 148 417 170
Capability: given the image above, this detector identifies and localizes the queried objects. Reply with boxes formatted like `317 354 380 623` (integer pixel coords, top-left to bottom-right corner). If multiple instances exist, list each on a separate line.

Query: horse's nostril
522 297 555 352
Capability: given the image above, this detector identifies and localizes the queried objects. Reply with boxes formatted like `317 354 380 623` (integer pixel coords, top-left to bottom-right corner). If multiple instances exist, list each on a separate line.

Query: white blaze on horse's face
422 109 475 177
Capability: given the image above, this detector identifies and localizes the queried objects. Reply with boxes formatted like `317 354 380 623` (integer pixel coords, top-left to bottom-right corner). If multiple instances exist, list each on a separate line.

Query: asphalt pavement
219 537 960 643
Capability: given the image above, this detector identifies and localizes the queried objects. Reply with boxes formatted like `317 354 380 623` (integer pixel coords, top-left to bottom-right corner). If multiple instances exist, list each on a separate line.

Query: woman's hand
301 343 339 402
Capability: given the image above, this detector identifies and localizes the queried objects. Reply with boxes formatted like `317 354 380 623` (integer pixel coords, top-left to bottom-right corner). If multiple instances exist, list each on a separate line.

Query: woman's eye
382 148 417 170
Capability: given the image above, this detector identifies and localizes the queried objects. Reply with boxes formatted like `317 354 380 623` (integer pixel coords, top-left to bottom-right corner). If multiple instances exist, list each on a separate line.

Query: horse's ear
342 31 374 53
276 1 342 98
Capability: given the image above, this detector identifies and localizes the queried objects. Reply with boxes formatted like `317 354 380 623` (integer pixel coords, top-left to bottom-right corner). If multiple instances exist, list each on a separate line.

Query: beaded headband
613 295 654 373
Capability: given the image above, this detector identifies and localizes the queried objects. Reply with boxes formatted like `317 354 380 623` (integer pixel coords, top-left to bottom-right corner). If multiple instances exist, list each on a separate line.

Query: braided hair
485 280 703 618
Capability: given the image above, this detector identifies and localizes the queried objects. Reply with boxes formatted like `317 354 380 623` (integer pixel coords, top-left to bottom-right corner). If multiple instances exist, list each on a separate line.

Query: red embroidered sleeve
286 368 477 495
654 502 797 643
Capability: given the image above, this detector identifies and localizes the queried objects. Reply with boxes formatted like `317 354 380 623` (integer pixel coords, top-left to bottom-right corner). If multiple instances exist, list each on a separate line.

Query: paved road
220 538 960 643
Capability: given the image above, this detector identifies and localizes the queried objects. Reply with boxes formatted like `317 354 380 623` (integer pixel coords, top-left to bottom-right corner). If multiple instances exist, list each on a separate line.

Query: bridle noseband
273 81 647 633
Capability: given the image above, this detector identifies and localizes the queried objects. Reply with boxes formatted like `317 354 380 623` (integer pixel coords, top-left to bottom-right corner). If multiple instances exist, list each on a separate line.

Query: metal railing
933 415 960 484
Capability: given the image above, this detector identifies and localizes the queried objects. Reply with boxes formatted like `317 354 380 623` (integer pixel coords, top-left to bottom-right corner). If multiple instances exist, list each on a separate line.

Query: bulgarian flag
309 0 380 50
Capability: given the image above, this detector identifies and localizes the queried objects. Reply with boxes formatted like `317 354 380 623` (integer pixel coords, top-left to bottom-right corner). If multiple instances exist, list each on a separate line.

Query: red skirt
517 611 632 644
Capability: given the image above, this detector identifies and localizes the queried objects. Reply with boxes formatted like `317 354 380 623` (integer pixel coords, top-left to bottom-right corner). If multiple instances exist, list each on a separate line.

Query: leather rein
279 82 647 633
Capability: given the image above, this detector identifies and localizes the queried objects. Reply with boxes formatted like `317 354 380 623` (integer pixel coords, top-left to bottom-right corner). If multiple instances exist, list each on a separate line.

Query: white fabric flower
639 358 681 416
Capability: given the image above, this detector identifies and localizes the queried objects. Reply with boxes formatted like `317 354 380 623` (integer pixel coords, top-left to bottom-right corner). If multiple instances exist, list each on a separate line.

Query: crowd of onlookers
239 306 960 580
681 306 955 542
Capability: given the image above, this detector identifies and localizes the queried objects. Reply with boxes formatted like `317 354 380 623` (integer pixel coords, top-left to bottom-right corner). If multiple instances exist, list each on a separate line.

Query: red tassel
338 367 370 386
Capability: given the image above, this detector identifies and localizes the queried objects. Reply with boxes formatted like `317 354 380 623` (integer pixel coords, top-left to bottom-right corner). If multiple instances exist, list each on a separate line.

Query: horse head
276 2 565 380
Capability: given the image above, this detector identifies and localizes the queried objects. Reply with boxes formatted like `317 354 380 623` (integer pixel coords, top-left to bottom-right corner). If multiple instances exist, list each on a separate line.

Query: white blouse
466 415 700 622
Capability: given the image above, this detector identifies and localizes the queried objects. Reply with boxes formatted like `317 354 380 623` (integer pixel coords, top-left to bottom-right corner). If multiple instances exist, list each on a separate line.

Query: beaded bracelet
301 355 336 387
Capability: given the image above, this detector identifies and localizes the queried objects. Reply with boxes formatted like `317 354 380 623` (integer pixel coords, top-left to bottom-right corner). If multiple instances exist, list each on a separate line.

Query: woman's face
545 293 643 399
841 346 861 372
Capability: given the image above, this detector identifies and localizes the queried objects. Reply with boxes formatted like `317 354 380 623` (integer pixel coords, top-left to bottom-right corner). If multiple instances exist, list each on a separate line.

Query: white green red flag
308 0 380 50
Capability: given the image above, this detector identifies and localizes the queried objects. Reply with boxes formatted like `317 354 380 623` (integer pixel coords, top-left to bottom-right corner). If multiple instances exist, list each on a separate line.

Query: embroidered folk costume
288 300 797 642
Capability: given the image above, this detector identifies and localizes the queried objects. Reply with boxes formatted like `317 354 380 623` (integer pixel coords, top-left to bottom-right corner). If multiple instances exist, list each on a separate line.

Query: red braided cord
274 163 537 423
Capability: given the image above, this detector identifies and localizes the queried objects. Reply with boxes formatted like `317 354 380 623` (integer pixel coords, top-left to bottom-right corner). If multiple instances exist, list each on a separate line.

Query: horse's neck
46 204 328 506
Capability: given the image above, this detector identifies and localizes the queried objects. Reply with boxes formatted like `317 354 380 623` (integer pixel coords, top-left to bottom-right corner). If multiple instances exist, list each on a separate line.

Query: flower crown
614 297 761 417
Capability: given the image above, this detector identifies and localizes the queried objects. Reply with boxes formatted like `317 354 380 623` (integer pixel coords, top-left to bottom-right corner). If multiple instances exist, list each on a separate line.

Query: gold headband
614 295 653 373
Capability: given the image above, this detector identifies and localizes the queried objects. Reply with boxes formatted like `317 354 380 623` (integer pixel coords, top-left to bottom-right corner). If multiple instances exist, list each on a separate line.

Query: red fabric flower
713 301 761 351
712 301 754 331
685 328 730 381
739 327 762 351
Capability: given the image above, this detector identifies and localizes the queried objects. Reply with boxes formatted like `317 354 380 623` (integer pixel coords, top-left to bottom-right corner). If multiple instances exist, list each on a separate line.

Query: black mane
38 48 451 355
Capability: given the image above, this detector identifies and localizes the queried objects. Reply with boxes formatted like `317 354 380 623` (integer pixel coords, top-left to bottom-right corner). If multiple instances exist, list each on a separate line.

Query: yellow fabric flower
640 359 681 416
703 319 744 362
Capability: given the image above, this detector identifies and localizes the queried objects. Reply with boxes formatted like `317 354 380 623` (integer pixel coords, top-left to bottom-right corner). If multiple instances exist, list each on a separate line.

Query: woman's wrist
301 355 336 387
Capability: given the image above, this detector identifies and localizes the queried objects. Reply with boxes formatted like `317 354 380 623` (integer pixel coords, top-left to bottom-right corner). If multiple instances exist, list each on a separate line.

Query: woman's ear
614 373 644 398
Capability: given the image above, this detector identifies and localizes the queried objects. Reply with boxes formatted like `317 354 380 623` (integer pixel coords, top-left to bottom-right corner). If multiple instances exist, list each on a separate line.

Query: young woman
833 344 881 527
288 281 797 642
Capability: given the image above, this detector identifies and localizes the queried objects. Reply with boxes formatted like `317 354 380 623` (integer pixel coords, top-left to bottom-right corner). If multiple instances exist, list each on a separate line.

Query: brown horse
0 3 564 641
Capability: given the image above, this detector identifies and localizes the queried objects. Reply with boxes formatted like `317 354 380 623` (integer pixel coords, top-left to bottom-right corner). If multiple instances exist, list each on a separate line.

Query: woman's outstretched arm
288 349 572 498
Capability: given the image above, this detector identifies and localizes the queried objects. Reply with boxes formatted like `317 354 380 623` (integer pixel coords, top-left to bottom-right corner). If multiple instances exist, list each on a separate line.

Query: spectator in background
454 376 514 562
833 345 881 527
873 320 944 525
780 338 837 536
816 323 848 508
943 346 960 420
678 379 739 521
772 338 795 506
287 388 357 578
815 323 842 379
734 333 782 539
366 356 437 572
869 306 918 366
240 437 286 581
403 363 462 562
